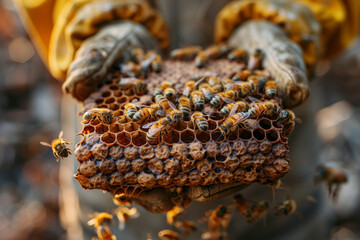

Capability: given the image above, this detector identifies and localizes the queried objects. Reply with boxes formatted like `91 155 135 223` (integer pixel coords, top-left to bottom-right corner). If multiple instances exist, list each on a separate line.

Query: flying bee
191 90 205 110
264 80 277 98
233 194 253 222
227 48 248 61
278 109 302 136
114 206 139 230
155 94 177 112
220 101 248 117
40 131 72 162
153 81 173 97
207 205 231 230
233 81 253 97
119 77 147 96
131 48 145 63
83 108 114 124
250 201 269 223
210 91 237 109
158 229 179 240
183 80 195 98
191 111 208 131
124 103 138 119
248 48 264 70
163 87 178 102
248 97 279 118
87 212 116 240
195 51 208 68
113 193 132 206
170 46 202 60
143 117 173 143
179 96 192 118
174 220 197 235
275 197 296 216
120 61 140 77
220 111 250 136
132 103 164 124
232 69 251 81
166 206 184 225
314 162 348 201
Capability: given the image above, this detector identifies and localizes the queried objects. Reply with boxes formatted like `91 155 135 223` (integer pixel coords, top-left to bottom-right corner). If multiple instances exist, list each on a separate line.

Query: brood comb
74 58 291 198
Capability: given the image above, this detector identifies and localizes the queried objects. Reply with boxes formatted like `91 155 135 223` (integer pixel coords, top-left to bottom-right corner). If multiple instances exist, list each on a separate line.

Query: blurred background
0 0 359 239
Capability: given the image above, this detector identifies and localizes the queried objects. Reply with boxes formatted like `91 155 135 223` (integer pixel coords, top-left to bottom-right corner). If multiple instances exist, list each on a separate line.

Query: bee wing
234 112 251 124
222 97 235 104
229 103 239 116
58 131 64 139
40 141 52 147
156 110 166 117
201 88 213 96
132 98 139 103
247 96 261 103
143 121 158 129
148 125 164 135
194 77 206 89
168 101 177 110
294 117 303 124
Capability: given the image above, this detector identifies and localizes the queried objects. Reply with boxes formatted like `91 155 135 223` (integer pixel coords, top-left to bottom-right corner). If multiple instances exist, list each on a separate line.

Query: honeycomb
74 59 290 196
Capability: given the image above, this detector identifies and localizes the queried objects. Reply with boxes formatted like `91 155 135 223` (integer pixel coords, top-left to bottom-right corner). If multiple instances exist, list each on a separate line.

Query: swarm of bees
40 131 72 162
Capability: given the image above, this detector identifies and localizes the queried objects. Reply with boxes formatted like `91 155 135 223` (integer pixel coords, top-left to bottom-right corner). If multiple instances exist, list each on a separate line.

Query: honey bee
166 206 184 225
87 212 116 240
233 194 253 222
248 97 279 118
83 108 114 124
158 229 179 240
207 205 231 230
248 48 264 70
227 48 248 61
195 51 208 68
153 81 173 97
250 201 269 223
174 220 197 235
221 78 235 91
210 91 238 108
207 76 221 87
183 80 195 98
170 46 202 60
131 48 145 63
275 197 296 216
314 162 348 201
220 101 248 117
191 90 205 110
192 72 219 81
114 206 139 230
146 50 162 72
119 77 147 96
198 83 215 102
201 230 227 240
169 109 184 124
232 69 251 81
155 94 177 112
220 111 250 136
233 81 253 97
191 111 209 131
124 103 138 119
163 87 177 102
120 61 140 77
144 117 172 143
113 193 132 206
179 96 192 118
132 103 164 124
264 80 277 98
40 131 72 162
246 75 264 92
278 109 300 136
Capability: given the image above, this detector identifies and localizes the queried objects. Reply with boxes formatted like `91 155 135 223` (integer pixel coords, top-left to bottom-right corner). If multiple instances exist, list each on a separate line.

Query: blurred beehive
73 57 290 196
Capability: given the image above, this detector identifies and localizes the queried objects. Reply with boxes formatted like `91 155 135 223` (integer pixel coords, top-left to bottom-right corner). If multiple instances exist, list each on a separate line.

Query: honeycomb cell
253 153 266 166
95 98 104 104
90 174 109 189
124 147 139 160
108 145 123 159
99 159 116 174
240 154 253 164
108 103 120 111
164 131 180 145
109 85 119 90
266 130 279 142
224 157 240 171
147 159 164 175
189 142 205 161
90 119 101 126
205 142 219 158
247 139 259 155
263 153 275 164
164 159 181 176
203 171 217 185
173 173 188 186
110 172 124 185
196 160 211 173
157 174 173 187
132 132 147 147
83 126 95 134
253 128 265 141
208 120 217 130
101 133 116 145
259 119 272 129
211 130 225 142
96 124 109 134
114 91 123 97
74 145 91 162
239 129 252 140
124 172 138 185
139 145 154 160
212 162 225 174
181 130 195 143
171 144 188 161
273 159 290 173
105 97 116 104
138 173 156 188
196 130 211 143
125 122 139 132
259 140 272 154
117 97 128 104
219 142 232 156
272 143 287 158
218 170 233 183
102 91 111 98
174 121 187 131
109 124 123 133
78 160 98 177
117 132 131 146
209 112 223 120
233 141 247 156
85 132 101 146
131 159 147 173
155 145 170 160
116 159 131 173
188 171 202 185
91 143 108 159
227 131 238 141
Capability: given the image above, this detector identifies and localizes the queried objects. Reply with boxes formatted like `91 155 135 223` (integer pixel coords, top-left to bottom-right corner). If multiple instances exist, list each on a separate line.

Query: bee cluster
74 48 292 198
